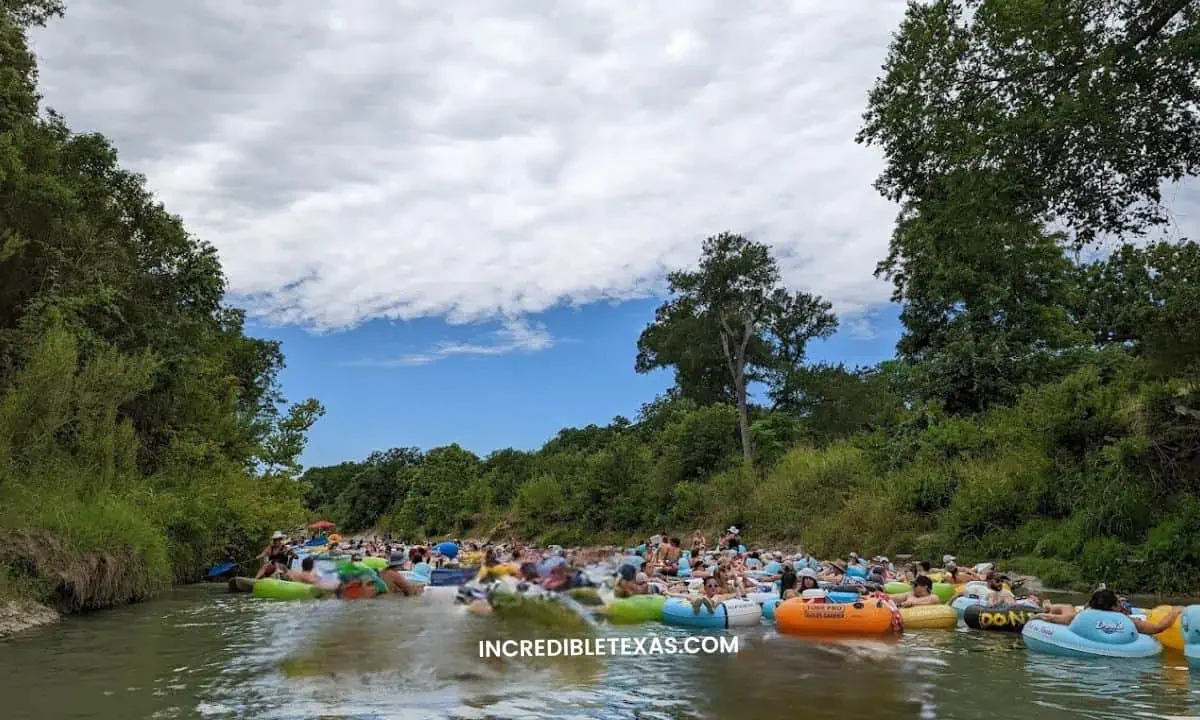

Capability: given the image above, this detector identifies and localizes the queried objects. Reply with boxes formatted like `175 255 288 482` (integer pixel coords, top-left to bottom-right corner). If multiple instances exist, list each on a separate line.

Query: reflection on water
1 585 1199 719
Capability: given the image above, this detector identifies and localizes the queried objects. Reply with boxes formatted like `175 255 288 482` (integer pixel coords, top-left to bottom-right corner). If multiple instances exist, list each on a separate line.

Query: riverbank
0 599 58 637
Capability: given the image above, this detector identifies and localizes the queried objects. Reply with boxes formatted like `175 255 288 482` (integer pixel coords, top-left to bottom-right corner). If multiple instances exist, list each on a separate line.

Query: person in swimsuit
1037 588 1182 634
286 556 323 585
379 564 422 596
895 575 941 607
256 532 296 578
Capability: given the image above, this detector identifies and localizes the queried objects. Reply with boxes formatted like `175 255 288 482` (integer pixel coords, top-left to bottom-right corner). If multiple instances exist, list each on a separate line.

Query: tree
1074 240 1200 377
636 233 836 462
858 0 1200 244
773 362 905 440
258 398 325 478
853 0 1200 410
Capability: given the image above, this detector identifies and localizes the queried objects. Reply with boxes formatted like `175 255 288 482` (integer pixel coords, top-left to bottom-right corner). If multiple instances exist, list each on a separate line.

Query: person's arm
1036 611 1073 625
1133 607 1182 635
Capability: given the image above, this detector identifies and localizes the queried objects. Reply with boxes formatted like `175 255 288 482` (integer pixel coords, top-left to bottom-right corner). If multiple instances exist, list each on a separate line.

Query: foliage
0 4 320 610
858 0 1200 243
636 232 836 461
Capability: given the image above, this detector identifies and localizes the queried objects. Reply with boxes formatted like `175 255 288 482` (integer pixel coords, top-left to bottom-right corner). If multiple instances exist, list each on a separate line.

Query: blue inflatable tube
762 597 781 621
951 595 982 618
663 597 728 629
827 591 860 604
1180 605 1200 666
662 597 761 629
1022 610 1162 658
846 565 868 579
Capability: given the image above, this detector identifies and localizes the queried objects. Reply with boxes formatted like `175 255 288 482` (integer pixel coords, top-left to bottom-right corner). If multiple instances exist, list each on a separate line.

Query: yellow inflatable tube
1148 605 1184 650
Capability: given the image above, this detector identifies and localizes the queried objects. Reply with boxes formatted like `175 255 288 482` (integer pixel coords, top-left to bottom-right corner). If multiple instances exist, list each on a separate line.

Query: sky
26 0 917 465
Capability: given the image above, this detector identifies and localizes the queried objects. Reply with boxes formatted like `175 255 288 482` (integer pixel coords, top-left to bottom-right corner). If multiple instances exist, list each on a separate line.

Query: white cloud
843 316 878 341
28 0 914 334
346 316 554 367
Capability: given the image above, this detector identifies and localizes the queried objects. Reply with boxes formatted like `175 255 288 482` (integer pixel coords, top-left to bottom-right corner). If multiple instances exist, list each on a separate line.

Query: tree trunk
719 312 756 464
734 369 754 463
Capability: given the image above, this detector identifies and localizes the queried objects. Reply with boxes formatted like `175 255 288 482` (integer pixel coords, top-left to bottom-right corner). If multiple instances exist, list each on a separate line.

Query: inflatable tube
775 597 900 636
846 565 868 579
962 581 989 598
1179 605 1200 666
745 591 777 605
828 591 861 604
228 576 256 593
1147 605 1184 651
662 597 761 629
252 578 324 601
951 595 982 618
408 562 433 585
932 583 955 604
884 581 911 595
608 595 667 624
430 567 477 586
963 604 1038 632
901 604 958 630
567 587 603 606
361 556 388 571
762 597 782 621
435 541 459 560
1022 610 1163 658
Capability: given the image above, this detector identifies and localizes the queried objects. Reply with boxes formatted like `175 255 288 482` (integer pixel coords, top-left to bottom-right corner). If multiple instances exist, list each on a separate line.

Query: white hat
942 554 957 564
272 531 285 540
798 568 818 579
849 552 859 558
727 526 740 534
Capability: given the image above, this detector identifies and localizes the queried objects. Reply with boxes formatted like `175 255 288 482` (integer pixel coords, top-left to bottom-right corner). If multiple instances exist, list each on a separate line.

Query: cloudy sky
28 0 914 461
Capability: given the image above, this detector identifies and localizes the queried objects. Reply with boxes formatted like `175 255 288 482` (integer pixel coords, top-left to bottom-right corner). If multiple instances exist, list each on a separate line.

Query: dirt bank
0 599 59 638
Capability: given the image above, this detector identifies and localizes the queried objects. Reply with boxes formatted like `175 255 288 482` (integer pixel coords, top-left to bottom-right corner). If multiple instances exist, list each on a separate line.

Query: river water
1 584 1198 720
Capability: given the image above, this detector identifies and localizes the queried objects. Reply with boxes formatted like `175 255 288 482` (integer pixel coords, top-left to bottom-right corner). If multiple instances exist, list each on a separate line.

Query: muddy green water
1 585 1198 719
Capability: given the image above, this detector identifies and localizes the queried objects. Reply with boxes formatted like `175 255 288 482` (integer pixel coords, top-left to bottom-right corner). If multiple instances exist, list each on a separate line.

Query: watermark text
479 636 739 658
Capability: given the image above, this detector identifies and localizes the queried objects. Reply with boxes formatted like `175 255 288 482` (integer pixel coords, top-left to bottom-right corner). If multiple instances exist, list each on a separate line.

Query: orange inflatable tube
775 597 900 635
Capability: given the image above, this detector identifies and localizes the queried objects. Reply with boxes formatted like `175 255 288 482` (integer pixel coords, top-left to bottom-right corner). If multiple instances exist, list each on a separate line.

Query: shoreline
0 599 59 638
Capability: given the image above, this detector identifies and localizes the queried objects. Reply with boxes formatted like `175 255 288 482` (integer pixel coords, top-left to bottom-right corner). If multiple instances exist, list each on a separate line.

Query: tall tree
636 233 836 462
857 0 1200 410
858 0 1200 244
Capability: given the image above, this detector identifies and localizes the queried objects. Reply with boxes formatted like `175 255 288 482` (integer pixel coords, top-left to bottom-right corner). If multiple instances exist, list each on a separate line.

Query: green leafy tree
1074 240 1200 377
259 398 325 478
637 232 836 462
858 0 1200 243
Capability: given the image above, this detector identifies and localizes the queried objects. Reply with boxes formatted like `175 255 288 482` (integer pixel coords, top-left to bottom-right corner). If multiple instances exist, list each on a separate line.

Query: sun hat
272 531 285 540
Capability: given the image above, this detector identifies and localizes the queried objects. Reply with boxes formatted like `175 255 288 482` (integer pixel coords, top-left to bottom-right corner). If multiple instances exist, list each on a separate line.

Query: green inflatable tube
567 587 604 606
608 594 667 624
253 578 325 601
361 556 388 571
932 582 955 604
884 581 953 603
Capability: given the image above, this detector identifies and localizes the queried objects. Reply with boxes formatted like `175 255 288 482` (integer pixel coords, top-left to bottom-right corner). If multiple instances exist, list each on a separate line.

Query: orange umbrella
309 520 336 530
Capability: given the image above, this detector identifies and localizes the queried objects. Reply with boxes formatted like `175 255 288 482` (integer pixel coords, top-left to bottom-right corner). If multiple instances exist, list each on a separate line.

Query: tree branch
1126 0 1194 49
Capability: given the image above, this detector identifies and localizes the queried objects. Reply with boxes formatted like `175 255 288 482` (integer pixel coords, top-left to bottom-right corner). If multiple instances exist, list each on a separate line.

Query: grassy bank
0 4 317 626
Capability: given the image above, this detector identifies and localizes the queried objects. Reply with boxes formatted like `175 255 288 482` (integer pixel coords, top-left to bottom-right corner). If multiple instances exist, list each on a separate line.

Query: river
1 584 1197 719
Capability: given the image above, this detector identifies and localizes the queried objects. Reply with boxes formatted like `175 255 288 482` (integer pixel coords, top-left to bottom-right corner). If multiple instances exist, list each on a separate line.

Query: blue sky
258 301 904 468
30 2 925 470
